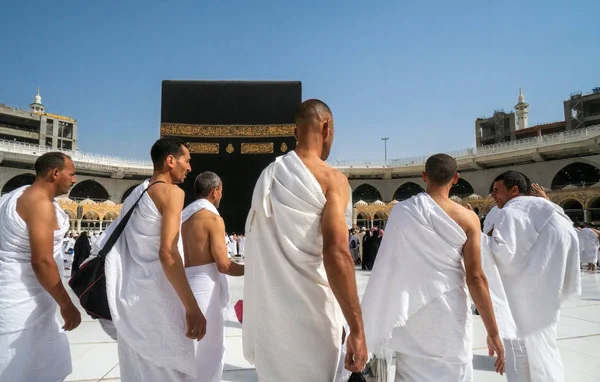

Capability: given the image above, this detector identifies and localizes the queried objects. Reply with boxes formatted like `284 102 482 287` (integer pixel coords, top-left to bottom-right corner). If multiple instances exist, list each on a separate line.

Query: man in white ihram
361 153 504 381
577 224 599 272
482 170 581 382
181 171 244 382
0 152 81 382
243 99 368 381
104 138 207 381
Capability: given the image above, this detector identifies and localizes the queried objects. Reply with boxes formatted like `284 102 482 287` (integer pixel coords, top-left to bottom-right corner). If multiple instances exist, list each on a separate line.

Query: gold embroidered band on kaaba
241 142 274 154
187 143 219 154
161 123 295 138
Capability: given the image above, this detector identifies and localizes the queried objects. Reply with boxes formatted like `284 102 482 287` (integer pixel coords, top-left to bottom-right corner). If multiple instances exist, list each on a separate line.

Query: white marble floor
63 270 600 381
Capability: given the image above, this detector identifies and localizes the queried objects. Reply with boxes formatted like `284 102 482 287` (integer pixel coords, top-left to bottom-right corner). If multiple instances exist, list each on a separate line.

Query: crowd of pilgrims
348 227 383 270
62 231 246 276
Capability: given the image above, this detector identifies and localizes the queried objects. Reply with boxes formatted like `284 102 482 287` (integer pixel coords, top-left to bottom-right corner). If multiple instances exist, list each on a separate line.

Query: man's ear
452 172 459 185
322 120 331 140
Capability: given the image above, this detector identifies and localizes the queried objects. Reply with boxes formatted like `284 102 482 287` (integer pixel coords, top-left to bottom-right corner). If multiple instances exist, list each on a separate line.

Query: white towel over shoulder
242 151 344 382
104 181 196 380
362 193 473 382
482 196 581 382
0 186 72 382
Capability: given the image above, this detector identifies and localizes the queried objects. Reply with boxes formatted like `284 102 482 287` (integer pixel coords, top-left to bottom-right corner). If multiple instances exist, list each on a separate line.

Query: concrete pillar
39 115 47 146
370 219 374 229
76 219 82 234
584 209 589 223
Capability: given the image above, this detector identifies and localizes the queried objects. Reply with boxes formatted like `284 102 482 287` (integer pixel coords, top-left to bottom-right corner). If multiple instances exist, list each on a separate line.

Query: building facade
0 89 78 150
2 88 600 233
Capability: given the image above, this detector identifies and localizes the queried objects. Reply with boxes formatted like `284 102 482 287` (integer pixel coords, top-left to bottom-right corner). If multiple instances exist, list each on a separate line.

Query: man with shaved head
362 153 504 381
243 99 367 381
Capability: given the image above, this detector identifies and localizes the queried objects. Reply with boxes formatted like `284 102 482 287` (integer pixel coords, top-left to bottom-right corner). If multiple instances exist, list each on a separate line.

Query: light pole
381 137 389 167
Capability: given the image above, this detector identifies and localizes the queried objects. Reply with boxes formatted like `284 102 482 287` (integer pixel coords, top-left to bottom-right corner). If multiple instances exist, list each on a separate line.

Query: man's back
242 151 347 382
430 194 481 240
182 210 219 267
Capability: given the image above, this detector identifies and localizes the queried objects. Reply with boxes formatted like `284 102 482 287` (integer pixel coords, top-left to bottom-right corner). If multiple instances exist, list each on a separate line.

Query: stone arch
1 173 36 195
81 210 101 232
103 211 118 221
393 182 424 201
69 180 110 201
450 178 475 198
373 211 388 229
551 162 600 190
63 209 76 219
352 183 383 203
82 210 100 220
121 184 140 203
561 199 584 223
356 212 370 228
588 197 600 222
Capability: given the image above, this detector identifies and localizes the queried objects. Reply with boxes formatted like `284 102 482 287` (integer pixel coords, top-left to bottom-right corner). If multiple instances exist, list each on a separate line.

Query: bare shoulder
149 183 184 211
17 189 54 223
198 209 223 224
451 204 480 234
320 165 349 196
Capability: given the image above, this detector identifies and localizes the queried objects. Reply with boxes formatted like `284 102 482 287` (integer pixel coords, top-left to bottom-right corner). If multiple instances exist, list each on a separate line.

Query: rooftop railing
2 124 600 172
331 124 600 168
0 139 153 174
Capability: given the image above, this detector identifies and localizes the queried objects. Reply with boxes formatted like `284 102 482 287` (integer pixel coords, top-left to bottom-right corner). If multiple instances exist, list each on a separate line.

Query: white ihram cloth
481 196 581 382
483 205 499 234
0 186 72 382
361 193 473 382
182 199 229 382
243 151 344 382
578 228 599 264
104 180 196 381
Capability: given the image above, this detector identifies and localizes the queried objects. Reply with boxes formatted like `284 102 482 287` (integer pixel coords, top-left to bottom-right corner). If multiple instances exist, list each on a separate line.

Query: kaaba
160 80 302 234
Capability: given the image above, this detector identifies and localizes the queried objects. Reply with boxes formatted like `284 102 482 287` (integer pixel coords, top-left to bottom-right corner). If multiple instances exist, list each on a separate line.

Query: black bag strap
97 181 165 259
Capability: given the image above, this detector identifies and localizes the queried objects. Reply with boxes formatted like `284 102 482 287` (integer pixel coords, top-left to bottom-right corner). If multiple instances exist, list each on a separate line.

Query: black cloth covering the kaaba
160 80 301 234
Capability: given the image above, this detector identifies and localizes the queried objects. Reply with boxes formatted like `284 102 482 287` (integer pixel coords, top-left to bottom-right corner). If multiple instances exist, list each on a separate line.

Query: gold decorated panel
241 142 274 154
354 187 600 225
187 142 219 154
161 124 295 138
80 204 123 221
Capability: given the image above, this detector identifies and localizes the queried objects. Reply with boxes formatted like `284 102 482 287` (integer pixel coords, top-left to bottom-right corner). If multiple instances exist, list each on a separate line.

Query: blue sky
1 0 598 162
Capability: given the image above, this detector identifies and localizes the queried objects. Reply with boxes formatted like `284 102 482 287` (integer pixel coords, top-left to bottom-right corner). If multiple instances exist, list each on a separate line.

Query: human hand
487 334 505 375
185 306 207 341
60 302 81 331
530 183 549 200
345 332 368 373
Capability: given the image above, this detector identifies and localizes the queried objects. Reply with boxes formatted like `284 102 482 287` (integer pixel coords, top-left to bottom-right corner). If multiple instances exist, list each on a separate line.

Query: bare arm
158 187 200 311
322 172 363 334
210 216 244 276
322 172 367 372
28 201 72 309
26 199 80 331
463 212 499 336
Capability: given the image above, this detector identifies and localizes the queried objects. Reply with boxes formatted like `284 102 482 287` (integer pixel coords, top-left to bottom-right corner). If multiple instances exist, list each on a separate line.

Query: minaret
29 87 45 113
515 88 528 130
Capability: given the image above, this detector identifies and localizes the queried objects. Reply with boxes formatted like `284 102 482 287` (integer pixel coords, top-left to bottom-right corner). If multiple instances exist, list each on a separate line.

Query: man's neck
426 185 452 200
149 171 174 185
294 143 322 160
30 179 59 200
201 197 216 207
